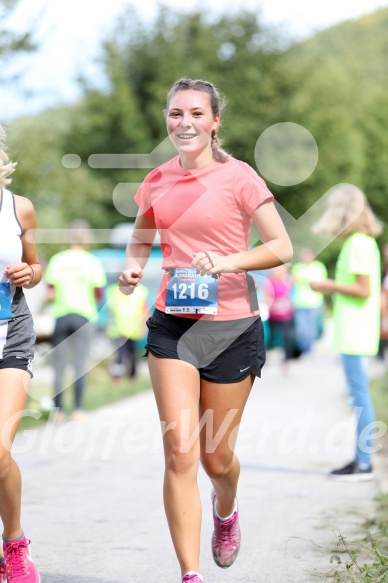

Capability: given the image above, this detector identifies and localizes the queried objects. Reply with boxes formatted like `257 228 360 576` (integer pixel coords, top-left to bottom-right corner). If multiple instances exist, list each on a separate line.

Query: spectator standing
105 282 149 381
263 264 296 368
45 220 106 421
311 184 383 480
291 248 327 353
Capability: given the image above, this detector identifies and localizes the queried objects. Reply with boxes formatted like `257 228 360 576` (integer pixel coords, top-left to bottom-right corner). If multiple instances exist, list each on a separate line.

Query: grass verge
19 362 151 431
322 367 388 582
371 368 388 430
323 495 388 582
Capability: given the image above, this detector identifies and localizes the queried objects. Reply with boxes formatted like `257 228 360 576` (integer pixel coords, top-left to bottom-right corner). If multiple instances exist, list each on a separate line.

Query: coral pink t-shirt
135 155 274 321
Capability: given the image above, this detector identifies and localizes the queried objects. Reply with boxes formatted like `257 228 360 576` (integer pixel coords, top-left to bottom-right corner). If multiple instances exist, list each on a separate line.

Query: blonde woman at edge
311 184 383 481
0 124 42 583
119 78 293 583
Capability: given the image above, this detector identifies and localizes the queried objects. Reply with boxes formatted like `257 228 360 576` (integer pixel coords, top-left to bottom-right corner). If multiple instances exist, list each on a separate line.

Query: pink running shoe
0 561 6 583
211 491 241 568
182 573 203 583
4 538 40 583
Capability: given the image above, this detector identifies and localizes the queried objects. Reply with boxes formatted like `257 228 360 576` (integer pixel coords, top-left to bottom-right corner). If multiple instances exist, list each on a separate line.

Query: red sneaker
4 537 40 583
0 561 6 583
211 491 241 568
182 573 203 583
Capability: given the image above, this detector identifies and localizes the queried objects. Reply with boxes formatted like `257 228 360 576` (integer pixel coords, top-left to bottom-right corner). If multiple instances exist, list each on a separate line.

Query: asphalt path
15 338 387 583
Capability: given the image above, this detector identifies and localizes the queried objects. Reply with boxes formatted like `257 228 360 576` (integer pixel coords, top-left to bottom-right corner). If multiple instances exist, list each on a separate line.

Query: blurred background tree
0 0 35 67
6 4 388 270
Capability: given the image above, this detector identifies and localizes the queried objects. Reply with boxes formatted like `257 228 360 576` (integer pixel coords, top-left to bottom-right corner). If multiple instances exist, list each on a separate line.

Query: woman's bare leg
148 354 202 576
200 374 254 517
0 369 30 539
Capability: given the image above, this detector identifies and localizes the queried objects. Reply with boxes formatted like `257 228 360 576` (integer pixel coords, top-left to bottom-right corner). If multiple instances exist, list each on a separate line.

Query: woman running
0 123 42 583
119 78 293 583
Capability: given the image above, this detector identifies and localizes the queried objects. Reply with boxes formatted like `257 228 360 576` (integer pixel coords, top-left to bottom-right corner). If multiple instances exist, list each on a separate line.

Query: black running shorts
145 308 266 383
0 356 33 377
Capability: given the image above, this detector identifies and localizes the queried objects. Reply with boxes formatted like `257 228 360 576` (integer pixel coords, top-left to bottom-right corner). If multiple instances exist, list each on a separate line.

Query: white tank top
0 188 35 360
0 188 23 282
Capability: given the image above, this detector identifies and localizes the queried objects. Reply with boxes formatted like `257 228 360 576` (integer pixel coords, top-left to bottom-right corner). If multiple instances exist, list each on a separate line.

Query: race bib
166 268 218 315
0 282 12 321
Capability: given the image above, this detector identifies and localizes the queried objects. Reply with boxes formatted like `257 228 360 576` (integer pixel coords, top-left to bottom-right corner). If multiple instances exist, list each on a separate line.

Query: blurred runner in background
45 220 106 421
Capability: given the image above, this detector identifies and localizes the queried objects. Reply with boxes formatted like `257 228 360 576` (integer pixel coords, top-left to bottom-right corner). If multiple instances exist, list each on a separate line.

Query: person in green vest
45 220 107 421
311 184 383 481
106 282 149 381
291 248 327 353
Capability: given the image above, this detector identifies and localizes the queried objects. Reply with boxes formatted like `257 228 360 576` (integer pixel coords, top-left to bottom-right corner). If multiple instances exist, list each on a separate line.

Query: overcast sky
3 0 387 120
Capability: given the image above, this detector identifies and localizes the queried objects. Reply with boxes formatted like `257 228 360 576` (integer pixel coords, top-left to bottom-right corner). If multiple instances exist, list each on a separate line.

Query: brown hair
165 78 230 163
0 124 17 188
68 219 91 246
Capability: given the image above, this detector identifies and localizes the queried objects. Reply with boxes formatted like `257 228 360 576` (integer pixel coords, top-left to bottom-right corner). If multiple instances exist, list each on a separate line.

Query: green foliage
370 370 388 430
8 110 114 260
61 6 287 199
325 529 388 582
6 4 388 271
359 90 388 225
267 8 388 272
0 0 35 61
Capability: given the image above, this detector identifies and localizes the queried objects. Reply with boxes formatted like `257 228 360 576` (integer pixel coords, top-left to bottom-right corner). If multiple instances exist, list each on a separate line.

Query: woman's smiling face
166 89 220 167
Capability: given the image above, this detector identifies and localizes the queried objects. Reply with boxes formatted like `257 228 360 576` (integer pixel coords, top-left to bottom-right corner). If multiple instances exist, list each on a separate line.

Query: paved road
15 338 387 583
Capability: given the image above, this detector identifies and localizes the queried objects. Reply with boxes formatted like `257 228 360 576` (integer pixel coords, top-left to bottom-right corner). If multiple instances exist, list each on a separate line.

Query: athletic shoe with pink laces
0 561 6 583
181 572 203 583
211 490 241 568
4 537 40 583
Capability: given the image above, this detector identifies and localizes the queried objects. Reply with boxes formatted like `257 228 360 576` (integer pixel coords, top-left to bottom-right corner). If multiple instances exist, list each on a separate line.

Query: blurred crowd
34 232 388 419
260 247 327 367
